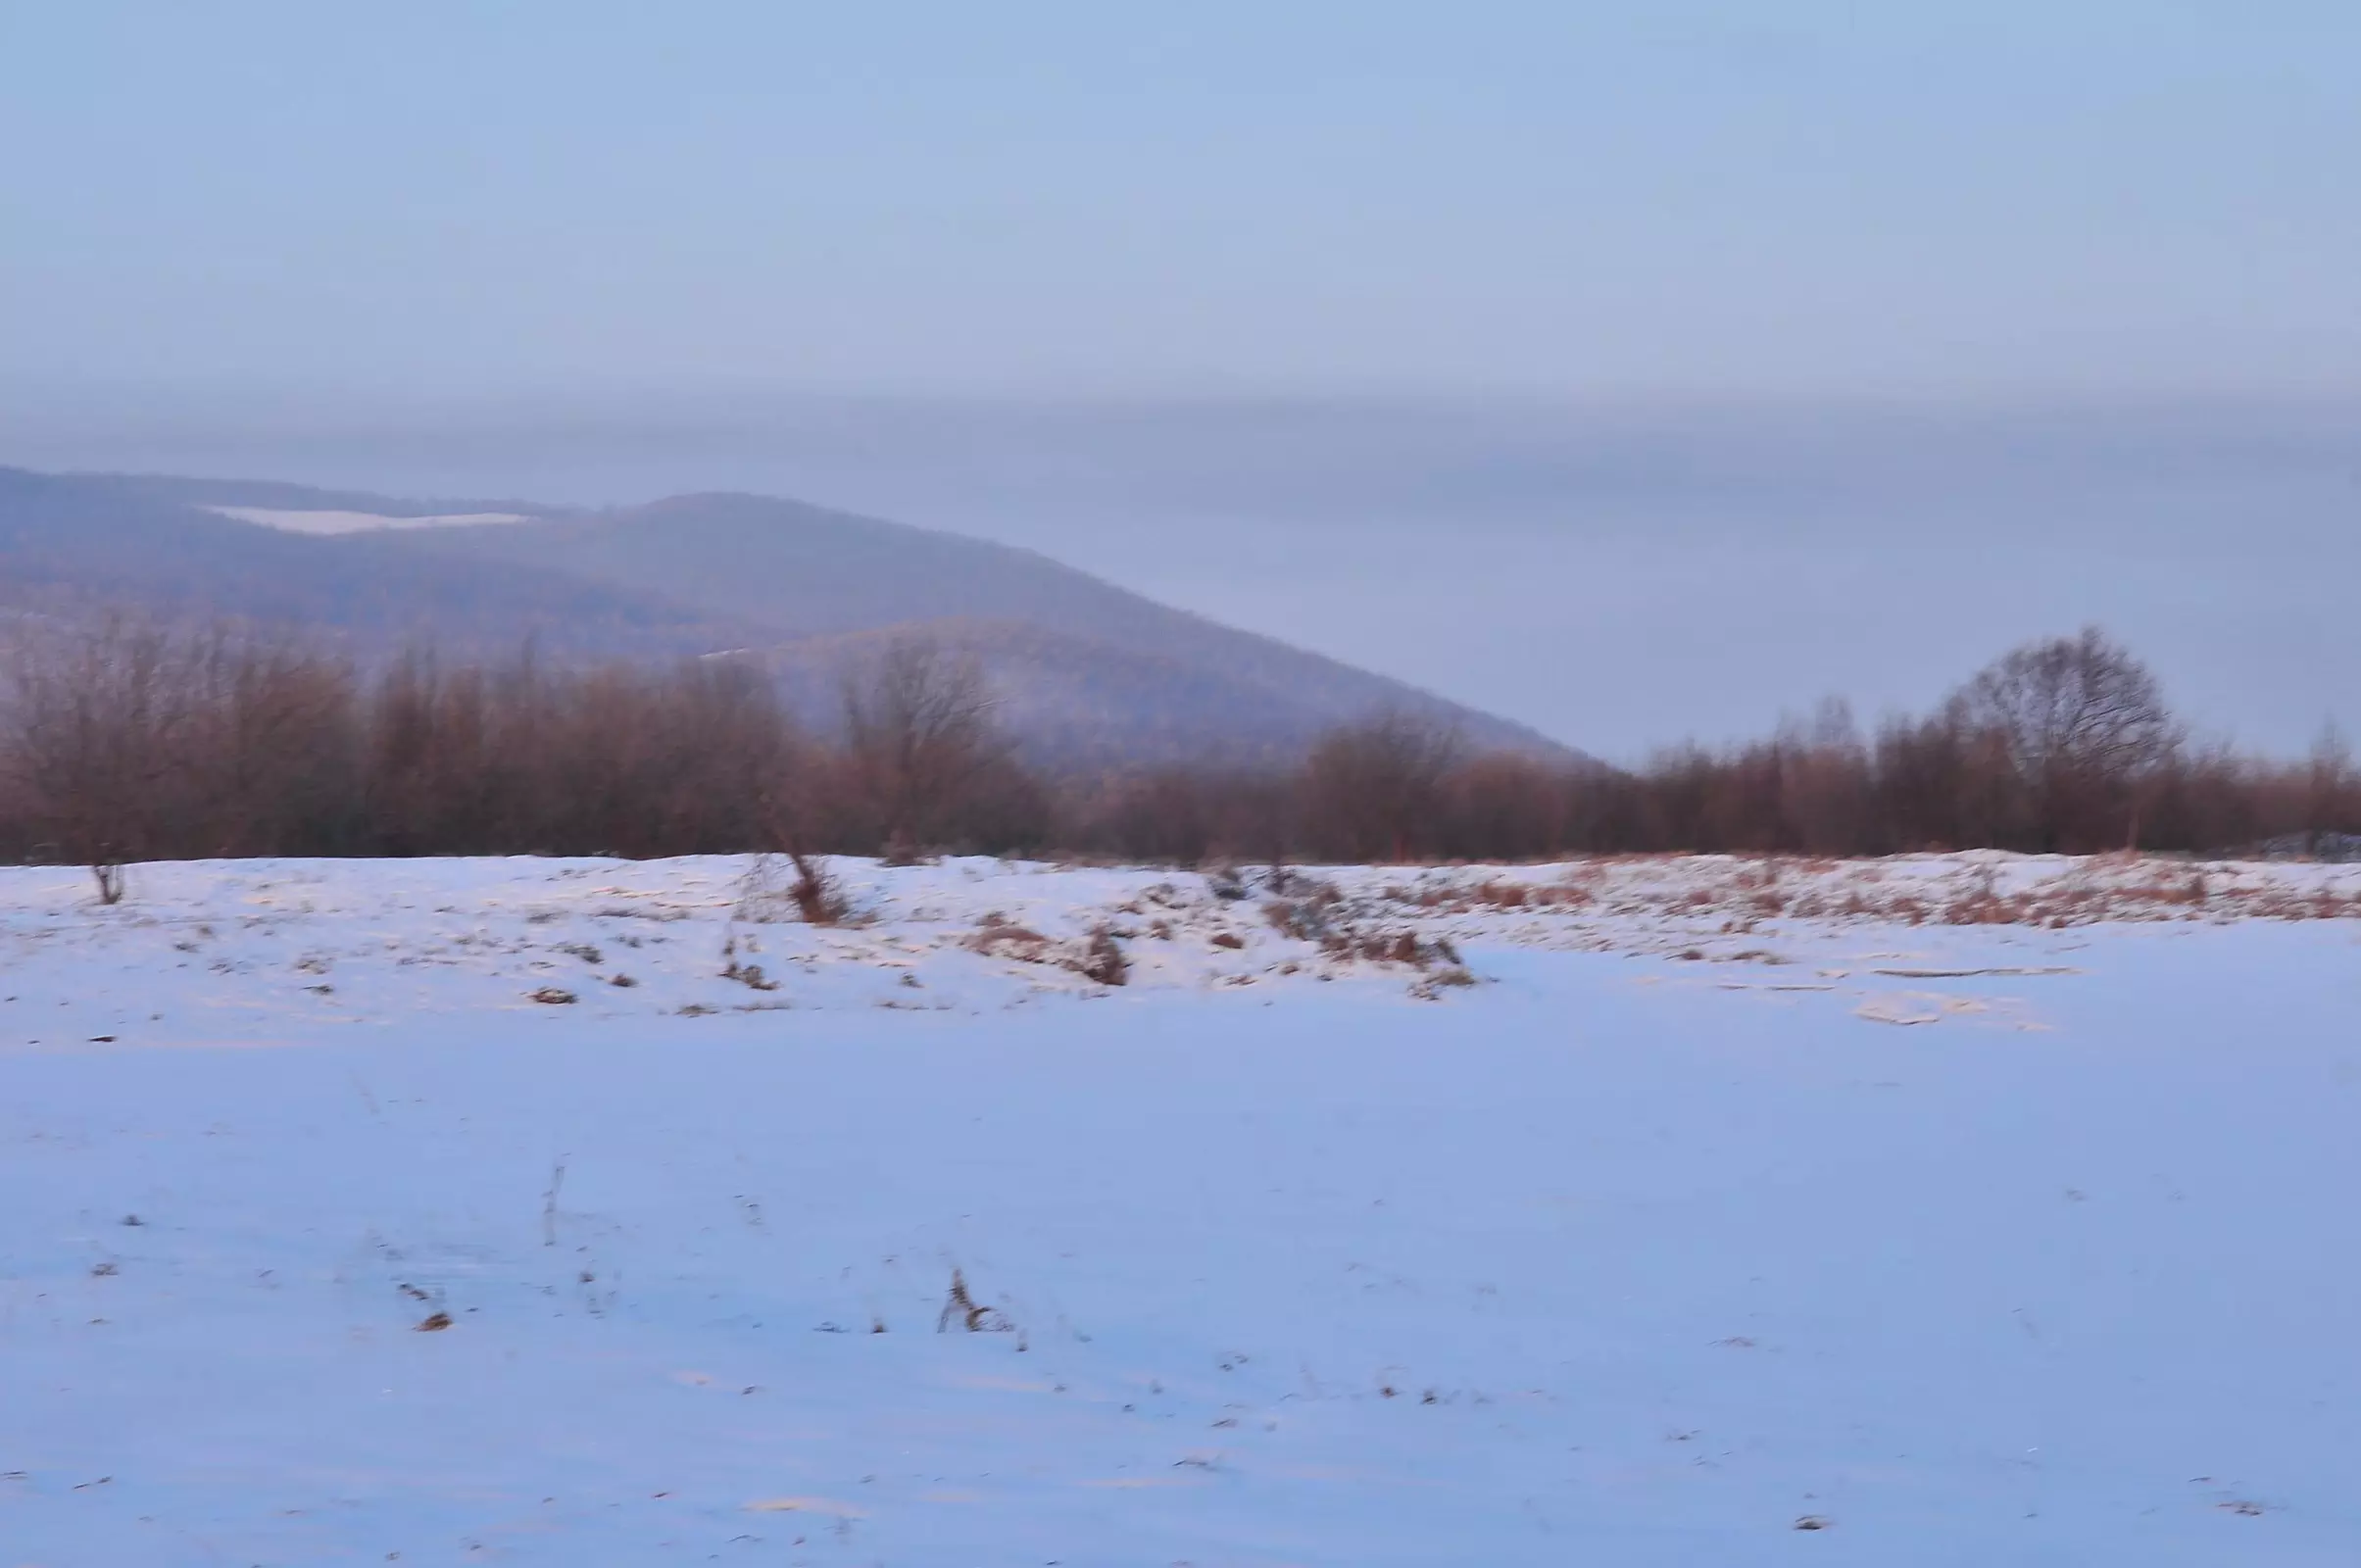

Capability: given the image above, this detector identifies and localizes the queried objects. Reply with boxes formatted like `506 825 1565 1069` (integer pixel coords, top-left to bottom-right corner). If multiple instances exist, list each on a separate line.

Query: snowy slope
2 853 2357 1564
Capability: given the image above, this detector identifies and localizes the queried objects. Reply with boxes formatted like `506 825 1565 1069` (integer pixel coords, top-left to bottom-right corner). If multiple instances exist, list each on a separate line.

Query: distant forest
1 616 2354 876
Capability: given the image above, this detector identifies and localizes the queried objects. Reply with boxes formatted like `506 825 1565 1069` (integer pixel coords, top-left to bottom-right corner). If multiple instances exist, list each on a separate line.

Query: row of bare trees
2 618 2354 873
1064 628 2358 861
0 621 1045 870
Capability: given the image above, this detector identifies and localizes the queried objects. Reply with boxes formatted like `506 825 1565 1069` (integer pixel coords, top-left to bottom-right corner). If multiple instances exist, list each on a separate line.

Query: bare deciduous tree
1301 708 1464 861
1 615 192 890
2307 720 2355 857
1441 752 1563 861
1776 697 1875 855
839 637 1012 858
1945 626 2179 851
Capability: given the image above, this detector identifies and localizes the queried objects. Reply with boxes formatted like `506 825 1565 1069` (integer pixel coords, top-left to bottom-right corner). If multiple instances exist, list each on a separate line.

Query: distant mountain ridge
0 467 1577 769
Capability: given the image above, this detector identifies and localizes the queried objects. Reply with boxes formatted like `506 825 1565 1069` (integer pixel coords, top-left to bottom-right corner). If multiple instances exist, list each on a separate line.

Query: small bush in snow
936 1268 1013 1334
1074 928 1128 987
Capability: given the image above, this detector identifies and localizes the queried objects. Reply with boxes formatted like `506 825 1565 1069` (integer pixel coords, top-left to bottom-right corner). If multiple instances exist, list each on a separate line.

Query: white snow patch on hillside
1 853 2356 1563
206 505 532 534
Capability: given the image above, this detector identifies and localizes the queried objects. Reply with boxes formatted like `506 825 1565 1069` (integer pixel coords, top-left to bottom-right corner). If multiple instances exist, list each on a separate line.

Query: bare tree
1944 626 2179 851
839 637 1011 858
0 617 365 879
2307 719 2355 857
1 610 2343 868
1442 752 1564 860
1301 708 1465 861
0 615 191 890
175 627 360 856
1777 697 1876 855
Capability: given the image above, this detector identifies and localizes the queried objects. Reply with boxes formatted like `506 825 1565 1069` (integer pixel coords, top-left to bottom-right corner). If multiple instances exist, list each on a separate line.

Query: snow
206 506 533 535
3 853 2357 1564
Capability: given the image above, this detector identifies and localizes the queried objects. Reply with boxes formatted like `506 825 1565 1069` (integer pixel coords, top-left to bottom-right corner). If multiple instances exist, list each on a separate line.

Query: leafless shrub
1321 927 1456 967
1409 963 1478 999
1074 927 1129 986
964 913 1057 964
1262 876 1345 944
1264 876 1467 968
787 851 850 924
936 1268 1012 1333
737 851 854 926
717 934 780 991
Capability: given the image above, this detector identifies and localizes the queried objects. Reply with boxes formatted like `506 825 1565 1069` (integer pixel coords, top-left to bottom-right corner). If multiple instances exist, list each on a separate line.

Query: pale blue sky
6 1 2357 398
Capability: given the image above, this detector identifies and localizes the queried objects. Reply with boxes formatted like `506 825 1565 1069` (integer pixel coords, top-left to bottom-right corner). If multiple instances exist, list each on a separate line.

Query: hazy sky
8 1 2358 399
4 3 2355 756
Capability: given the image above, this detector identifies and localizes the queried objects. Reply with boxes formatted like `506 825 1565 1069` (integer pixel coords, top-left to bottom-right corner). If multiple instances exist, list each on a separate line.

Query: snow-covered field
3 853 2357 1564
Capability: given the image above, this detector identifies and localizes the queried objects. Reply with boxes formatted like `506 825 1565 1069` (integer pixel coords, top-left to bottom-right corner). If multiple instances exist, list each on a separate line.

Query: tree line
1 617 2353 876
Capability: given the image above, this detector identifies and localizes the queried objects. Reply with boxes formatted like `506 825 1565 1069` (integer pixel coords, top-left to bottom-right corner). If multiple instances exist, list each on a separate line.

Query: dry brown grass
1354 854 2361 934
